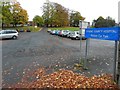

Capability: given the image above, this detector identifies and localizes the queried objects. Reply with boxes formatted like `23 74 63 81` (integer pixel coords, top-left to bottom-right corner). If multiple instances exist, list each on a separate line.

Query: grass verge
49 27 79 31
3 26 41 32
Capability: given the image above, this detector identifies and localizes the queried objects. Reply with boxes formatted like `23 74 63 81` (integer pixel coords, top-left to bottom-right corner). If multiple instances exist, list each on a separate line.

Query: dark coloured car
19 29 24 32
26 29 31 32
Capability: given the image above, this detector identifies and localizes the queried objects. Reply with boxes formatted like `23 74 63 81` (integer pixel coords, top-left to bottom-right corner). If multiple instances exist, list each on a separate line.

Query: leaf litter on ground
8 68 119 89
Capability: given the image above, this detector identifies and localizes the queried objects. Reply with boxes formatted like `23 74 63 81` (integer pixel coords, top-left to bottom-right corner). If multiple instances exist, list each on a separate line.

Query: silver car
0 30 19 39
70 31 80 40
69 30 87 40
62 30 70 37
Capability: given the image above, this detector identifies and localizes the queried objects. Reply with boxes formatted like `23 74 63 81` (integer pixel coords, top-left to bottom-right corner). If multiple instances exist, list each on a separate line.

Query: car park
0 30 19 40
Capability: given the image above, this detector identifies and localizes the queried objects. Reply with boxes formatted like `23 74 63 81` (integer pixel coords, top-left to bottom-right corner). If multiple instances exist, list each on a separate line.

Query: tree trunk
2 23 4 28
13 24 14 27
15 23 17 27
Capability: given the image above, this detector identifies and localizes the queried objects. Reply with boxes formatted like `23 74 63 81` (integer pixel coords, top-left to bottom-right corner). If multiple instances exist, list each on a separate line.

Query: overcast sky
17 0 120 23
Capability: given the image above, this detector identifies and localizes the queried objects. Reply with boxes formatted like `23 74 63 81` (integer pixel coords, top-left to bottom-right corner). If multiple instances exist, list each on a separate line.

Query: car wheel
12 36 17 39
76 37 79 40
71 38 74 40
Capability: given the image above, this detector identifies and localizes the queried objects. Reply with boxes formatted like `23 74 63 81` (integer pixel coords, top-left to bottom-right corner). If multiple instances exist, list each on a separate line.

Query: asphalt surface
2 28 115 87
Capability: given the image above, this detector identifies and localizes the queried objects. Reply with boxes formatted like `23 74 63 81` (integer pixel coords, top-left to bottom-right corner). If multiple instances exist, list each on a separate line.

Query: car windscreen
71 32 75 34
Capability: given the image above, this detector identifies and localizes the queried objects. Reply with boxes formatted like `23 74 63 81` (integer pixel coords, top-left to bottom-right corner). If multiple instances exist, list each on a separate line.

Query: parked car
51 30 56 35
67 31 73 38
70 31 80 40
70 30 87 40
26 29 31 32
54 30 59 35
62 30 70 37
47 29 51 33
49 30 53 34
0 30 19 40
59 30 67 37
56 30 61 35
19 29 24 32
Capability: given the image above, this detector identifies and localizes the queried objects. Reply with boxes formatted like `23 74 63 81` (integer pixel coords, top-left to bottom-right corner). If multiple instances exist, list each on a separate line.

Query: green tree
0 1 2 27
0 14 2 27
18 9 29 26
95 16 106 28
42 0 69 27
70 11 85 27
52 3 69 27
42 0 52 27
33 15 44 27
106 16 115 27
2 2 13 27
12 2 28 26
94 16 115 28
2 1 28 27
42 0 85 27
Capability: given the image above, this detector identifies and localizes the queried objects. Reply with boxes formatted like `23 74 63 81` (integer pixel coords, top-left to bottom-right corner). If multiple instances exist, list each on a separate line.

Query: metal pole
117 1 120 86
84 39 88 69
87 22 90 59
114 41 118 82
117 41 120 86
79 20 83 65
83 22 90 69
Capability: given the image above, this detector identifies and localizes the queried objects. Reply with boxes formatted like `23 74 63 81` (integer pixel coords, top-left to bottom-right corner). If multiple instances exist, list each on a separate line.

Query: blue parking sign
85 27 120 41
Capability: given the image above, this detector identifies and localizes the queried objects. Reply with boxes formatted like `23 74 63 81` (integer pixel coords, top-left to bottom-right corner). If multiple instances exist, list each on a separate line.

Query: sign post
114 41 118 82
79 20 90 69
117 1 120 86
117 42 120 85
84 22 90 70
84 38 89 69
85 27 120 83
79 20 82 65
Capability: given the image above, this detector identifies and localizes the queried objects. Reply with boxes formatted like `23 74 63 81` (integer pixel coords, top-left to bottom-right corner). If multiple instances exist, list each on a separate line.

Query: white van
0 30 18 39
70 29 86 40
70 31 80 40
